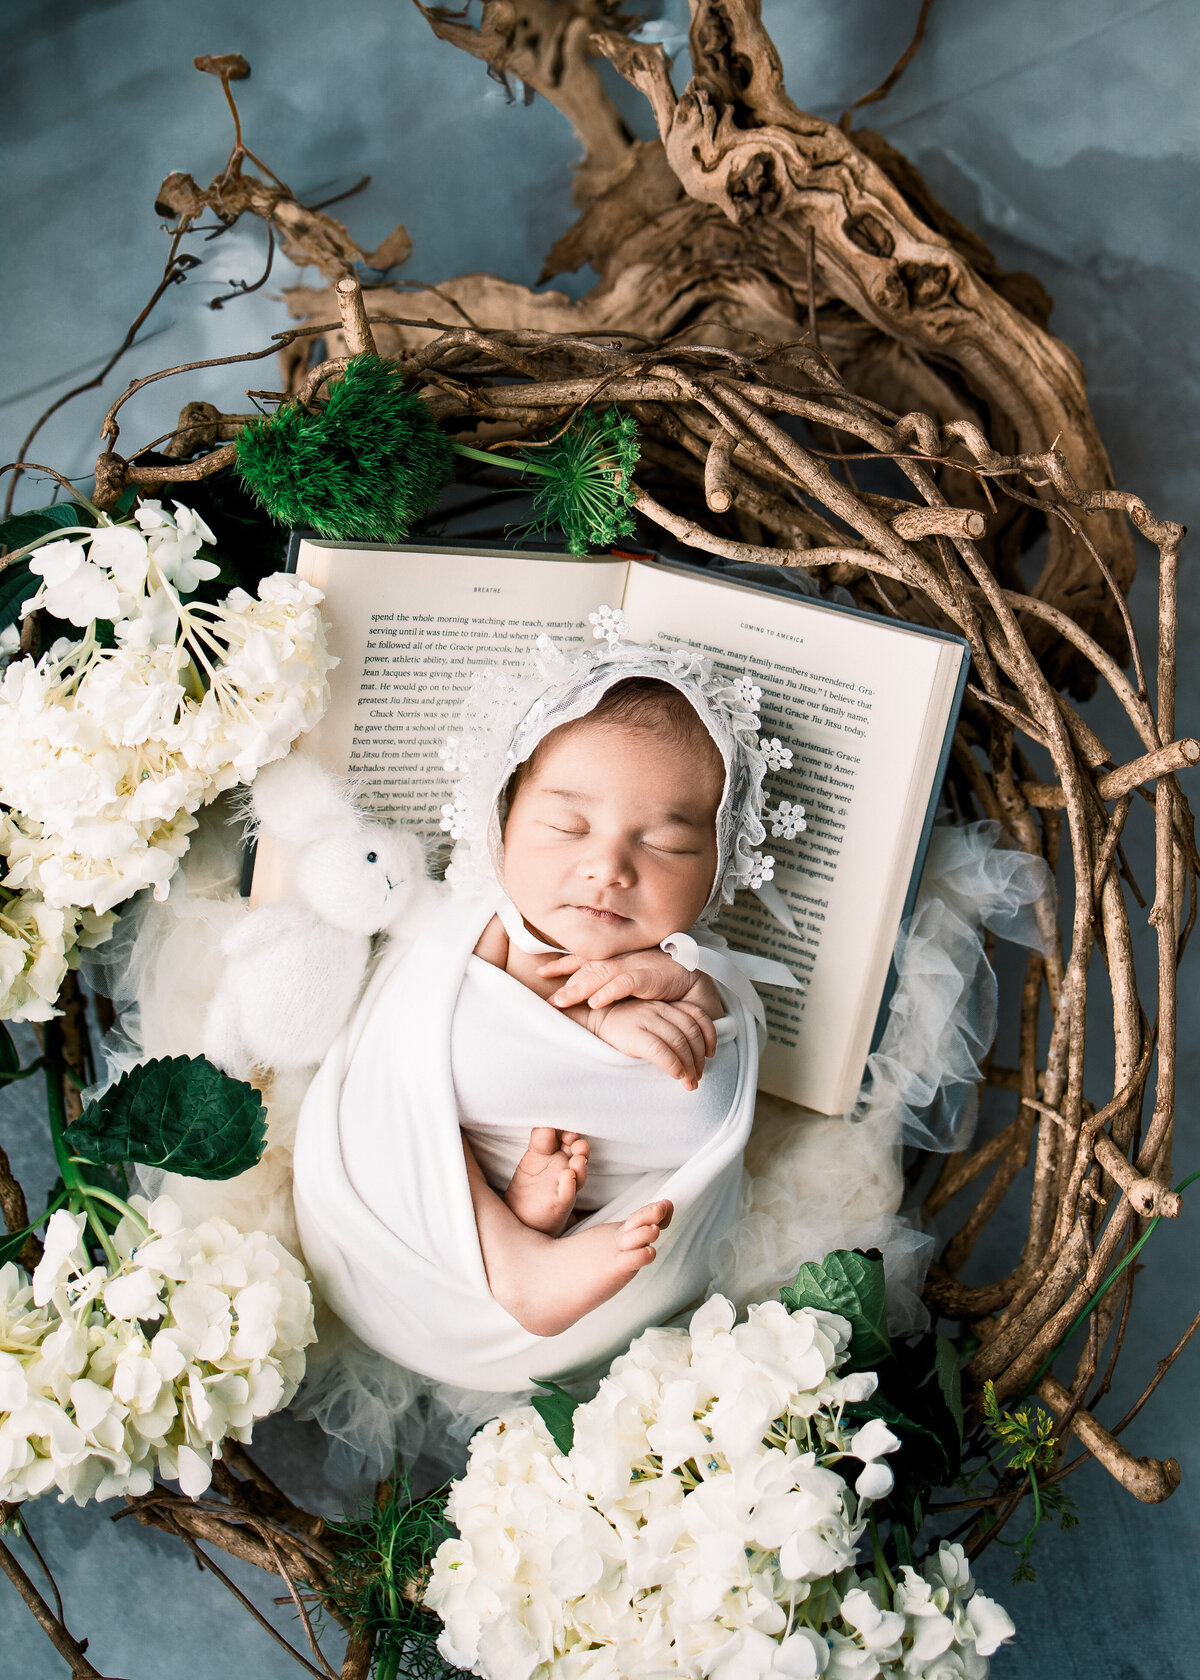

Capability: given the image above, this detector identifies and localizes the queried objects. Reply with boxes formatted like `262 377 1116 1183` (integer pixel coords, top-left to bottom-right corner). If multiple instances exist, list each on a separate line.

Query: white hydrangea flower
25 540 121 628
845 1417 902 1500
426 1297 1016 1680
747 853 776 889
0 511 333 955
0 1196 315 1508
0 826 115 1022
767 801 807 840
758 736 793 772
134 500 220 593
588 604 626 648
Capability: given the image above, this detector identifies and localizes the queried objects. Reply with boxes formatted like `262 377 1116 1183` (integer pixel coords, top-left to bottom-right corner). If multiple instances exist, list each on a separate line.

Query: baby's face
502 718 723 959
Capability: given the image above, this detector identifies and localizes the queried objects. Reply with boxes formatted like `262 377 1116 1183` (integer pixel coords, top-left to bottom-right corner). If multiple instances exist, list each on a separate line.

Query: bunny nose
385 875 395 890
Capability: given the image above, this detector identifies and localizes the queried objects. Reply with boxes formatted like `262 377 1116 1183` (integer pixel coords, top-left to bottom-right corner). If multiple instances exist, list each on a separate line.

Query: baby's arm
541 947 724 1021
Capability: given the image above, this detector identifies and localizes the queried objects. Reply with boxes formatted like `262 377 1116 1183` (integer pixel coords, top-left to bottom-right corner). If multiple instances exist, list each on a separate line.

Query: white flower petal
965 1592 1016 1656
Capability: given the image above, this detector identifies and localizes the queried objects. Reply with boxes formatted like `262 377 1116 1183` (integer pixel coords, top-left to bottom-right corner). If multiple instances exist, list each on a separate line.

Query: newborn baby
456 677 732 1336
294 632 791 1392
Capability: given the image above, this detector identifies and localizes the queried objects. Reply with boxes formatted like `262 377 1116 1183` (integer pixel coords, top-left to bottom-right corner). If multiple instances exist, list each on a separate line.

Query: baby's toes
527 1126 562 1161
616 1200 671 1253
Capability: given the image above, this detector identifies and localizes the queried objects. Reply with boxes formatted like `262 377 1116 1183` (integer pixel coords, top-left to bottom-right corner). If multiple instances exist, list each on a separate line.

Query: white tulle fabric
87 803 1053 1481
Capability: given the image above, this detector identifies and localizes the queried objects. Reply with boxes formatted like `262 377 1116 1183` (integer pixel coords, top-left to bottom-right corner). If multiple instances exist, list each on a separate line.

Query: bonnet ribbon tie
494 893 568 956
659 931 802 1034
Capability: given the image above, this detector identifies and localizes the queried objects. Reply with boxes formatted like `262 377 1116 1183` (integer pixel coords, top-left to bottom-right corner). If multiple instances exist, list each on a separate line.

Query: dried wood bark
274 0 1133 694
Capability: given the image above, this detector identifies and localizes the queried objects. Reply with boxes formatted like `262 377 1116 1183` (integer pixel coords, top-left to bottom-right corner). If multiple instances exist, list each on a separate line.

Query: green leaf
934 1335 964 1443
67 1055 266 1181
0 1021 19 1078
0 1225 35 1267
0 501 95 555
0 502 101 637
0 1189 69 1268
0 559 36 636
530 1380 579 1454
781 1248 891 1371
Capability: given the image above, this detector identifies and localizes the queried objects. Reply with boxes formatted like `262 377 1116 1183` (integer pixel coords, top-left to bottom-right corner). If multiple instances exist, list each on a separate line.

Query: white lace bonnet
438 605 801 928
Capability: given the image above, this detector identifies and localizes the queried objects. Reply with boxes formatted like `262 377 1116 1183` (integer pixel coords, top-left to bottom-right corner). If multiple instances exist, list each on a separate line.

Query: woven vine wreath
1 6 1195 1677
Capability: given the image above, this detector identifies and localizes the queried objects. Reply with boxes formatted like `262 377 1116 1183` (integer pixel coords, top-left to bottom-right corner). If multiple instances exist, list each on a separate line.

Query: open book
257 539 967 1116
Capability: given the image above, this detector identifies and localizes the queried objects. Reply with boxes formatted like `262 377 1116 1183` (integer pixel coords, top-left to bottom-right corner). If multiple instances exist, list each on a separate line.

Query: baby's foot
505 1128 590 1236
488 1200 674 1338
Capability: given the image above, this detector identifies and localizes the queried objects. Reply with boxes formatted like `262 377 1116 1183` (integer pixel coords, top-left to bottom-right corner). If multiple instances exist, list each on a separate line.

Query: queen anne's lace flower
767 801 807 840
0 1197 315 1506
0 505 332 965
425 1298 1014 1680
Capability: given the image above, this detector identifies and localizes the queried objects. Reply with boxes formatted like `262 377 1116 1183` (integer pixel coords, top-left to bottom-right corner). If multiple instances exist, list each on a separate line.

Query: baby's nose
581 839 635 886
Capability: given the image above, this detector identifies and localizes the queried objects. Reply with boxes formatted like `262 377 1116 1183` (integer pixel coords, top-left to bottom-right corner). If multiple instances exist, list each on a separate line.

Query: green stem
44 1047 119 1270
44 1056 78 1192
72 1181 150 1238
450 441 554 479
0 1057 46 1086
869 1515 896 1594
0 525 98 569
1 1189 69 1252
1026 1167 1200 1392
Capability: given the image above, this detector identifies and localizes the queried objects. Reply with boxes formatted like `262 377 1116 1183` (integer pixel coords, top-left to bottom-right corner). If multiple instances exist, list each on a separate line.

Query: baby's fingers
645 1005 708 1088
551 960 634 1009
676 1000 718 1061
537 953 584 979
632 1031 693 1086
581 969 643 1009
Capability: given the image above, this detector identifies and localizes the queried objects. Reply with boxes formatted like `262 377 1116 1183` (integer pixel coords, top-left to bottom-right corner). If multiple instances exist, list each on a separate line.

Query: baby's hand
543 947 720 1016
588 998 717 1089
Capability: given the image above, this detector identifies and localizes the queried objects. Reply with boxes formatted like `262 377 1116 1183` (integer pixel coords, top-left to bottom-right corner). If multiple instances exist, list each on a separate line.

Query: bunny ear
250 754 362 845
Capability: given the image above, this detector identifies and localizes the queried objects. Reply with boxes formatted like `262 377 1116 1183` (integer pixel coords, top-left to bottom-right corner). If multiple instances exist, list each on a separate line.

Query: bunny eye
366 851 378 864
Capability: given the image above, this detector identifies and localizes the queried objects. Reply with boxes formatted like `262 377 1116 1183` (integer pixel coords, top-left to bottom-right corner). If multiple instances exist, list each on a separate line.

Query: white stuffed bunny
203 754 432 1078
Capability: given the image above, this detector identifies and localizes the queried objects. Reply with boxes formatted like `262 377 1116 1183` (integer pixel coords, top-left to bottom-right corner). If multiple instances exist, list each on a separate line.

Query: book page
251 543 626 903
621 562 959 1115
294 542 628 829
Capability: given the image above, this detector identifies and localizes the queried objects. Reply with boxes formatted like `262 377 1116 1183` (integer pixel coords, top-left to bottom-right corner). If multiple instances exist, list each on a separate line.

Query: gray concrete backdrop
3 2 1198 1675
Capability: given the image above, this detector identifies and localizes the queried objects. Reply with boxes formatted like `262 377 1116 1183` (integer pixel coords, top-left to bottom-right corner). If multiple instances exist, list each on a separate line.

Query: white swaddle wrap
293 891 760 1391
453 956 740 1213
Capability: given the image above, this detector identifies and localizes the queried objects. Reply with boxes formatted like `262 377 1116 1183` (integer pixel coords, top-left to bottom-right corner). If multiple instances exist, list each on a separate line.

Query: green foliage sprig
975 1380 1079 1582
236 356 456 542
233 354 640 554
322 1472 460 1680
508 406 640 556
